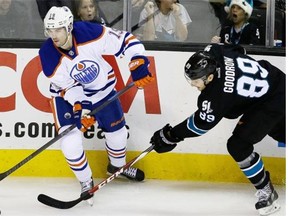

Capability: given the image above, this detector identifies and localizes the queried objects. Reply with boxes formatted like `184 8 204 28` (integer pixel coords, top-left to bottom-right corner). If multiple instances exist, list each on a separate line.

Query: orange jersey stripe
67 156 87 167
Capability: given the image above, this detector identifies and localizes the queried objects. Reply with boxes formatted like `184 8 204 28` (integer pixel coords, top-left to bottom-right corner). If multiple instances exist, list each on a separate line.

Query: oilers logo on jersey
70 60 100 84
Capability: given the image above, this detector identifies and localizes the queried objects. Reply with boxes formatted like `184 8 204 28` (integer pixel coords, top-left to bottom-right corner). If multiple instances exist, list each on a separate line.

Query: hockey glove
73 101 96 132
150 124 183 153
129 55 154 88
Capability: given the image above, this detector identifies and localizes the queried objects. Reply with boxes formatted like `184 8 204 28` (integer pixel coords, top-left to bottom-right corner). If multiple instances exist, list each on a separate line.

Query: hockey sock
104 126 128 167
60 126 92 182
238 152 269 189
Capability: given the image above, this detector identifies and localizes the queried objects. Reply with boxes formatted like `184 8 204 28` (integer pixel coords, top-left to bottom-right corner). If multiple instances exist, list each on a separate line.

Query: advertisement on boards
0 49 285 158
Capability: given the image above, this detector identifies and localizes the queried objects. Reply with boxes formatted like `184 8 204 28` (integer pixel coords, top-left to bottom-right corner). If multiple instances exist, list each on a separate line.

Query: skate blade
258 201 281 216
86 198 94 206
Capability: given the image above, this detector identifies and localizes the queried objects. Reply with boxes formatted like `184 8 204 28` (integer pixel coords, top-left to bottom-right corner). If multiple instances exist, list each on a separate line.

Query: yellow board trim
0 150 285 185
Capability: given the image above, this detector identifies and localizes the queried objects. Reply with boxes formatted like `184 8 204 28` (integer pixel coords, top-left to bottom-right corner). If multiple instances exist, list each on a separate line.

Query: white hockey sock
104 126 128 167
59 126 92 182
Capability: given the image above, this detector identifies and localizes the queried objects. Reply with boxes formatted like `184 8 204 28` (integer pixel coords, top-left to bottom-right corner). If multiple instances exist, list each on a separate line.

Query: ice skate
255 179 280 215
107 162 145 181
80 178 94 206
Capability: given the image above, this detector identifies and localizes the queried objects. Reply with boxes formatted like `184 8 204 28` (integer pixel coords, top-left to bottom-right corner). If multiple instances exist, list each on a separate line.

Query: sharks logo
70 60 100 84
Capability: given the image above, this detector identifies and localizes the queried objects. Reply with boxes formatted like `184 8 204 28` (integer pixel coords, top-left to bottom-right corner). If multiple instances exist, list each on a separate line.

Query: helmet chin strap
202 74 213 86
202 69 217 86
60 31 72 49
200 75 209 86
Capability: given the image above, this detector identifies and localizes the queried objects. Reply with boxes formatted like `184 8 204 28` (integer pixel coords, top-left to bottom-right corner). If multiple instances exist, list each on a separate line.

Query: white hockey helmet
224 0 253 18
44 6 74 35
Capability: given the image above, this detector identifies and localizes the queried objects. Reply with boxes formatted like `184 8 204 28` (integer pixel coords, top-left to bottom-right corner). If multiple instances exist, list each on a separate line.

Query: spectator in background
0 0 31 38
139 0 192 41
209 0 230 29
211 0 261 45
132 0 146 9
131 0 150 38
36 0 74 20
74 0 106 25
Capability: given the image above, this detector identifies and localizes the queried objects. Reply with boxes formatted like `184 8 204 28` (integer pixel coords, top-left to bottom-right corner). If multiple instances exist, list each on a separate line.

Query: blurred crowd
0 0 285 46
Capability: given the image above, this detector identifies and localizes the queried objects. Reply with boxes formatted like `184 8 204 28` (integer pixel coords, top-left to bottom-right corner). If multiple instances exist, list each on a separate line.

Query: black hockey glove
150 124 183 153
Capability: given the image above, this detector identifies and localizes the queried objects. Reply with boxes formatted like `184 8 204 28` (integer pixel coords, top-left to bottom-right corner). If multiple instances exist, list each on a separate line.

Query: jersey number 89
236 57 269 98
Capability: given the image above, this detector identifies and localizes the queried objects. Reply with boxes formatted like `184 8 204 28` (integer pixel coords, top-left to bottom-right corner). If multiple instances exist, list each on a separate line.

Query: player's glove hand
73 101 96 132
129 55 154 89
150 124 183 153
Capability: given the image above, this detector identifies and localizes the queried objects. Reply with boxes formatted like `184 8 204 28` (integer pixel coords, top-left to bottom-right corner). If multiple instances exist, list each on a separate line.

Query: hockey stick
0 82 135 181
37 144 155 209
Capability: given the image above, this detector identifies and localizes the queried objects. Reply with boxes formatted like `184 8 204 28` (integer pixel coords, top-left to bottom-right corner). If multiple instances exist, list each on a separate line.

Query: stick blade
0 173 8 181
37 194 82 209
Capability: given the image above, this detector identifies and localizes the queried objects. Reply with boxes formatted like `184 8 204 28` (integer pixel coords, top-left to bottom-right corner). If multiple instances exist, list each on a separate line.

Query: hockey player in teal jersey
150 44 285 216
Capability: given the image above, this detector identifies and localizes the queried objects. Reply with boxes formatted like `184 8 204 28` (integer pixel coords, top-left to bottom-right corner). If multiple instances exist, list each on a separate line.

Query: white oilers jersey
39 21 145 105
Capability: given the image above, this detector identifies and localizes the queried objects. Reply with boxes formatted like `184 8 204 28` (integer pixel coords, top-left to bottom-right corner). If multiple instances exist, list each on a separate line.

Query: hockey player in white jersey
39 6 154 205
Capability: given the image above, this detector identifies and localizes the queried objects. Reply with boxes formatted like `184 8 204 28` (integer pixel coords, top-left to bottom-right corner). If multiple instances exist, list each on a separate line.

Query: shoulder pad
39 39 62 77
73 22 105 44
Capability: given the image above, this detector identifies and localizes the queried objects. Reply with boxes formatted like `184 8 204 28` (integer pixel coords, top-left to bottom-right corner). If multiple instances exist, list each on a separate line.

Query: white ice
0 177 285 216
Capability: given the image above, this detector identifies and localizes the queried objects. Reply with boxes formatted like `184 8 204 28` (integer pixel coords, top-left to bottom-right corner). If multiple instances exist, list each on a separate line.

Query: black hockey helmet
184 51 217 80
